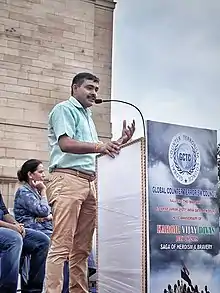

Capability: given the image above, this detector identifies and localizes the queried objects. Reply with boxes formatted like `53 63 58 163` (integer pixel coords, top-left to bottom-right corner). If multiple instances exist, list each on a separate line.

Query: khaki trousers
44 171 96 293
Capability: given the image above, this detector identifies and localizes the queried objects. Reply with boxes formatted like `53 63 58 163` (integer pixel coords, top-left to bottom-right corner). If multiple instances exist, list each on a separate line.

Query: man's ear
71 84 78 95
72 84 78 90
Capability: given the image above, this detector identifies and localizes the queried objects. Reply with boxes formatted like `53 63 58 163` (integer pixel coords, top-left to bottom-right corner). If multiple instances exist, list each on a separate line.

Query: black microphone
95 98 146 138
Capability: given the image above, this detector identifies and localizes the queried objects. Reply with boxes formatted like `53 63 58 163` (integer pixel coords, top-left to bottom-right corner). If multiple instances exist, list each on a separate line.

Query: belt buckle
76 170 80 177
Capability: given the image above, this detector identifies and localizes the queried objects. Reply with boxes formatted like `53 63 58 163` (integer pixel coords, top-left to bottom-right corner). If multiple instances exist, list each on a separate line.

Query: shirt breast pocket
75 119 91 142
75 127 84 141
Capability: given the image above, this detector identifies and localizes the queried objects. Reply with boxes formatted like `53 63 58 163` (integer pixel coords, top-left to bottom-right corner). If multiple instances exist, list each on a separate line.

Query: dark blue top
14 184 53 234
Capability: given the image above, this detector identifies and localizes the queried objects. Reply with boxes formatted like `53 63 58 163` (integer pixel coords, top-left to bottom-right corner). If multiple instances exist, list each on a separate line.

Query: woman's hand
46 214 53 221
36 214 52 222
32 181 46 193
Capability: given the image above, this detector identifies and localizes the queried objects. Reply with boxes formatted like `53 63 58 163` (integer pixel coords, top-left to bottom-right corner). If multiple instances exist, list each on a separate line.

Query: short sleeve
50 104 77 140
0 192 9 215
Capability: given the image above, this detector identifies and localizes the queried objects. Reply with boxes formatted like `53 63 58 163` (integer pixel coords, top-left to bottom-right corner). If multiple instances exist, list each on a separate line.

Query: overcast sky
111 0 220 142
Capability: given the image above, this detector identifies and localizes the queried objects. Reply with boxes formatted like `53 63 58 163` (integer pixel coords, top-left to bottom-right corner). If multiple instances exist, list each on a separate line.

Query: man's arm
50 105 100 154
50 105 120 156
0 193 18 224
3 213 17 224
59 135 120 157
58 135 101 154
0 193 25 236
0 217 25 236
0 219 16 228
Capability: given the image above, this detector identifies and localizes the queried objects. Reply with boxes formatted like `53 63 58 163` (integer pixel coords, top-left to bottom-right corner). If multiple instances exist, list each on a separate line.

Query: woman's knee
24 228 50 252
34 230 50 250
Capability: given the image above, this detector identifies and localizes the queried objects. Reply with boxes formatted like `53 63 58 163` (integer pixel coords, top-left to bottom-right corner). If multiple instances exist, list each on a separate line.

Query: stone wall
0 0 115 205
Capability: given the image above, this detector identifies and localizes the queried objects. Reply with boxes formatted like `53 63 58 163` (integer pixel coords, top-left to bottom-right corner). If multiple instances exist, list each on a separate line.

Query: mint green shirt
48 97 99 173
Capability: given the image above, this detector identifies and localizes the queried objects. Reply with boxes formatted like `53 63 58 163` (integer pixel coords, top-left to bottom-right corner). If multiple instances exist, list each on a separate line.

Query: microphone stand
95 97 147 291
95 99 146 139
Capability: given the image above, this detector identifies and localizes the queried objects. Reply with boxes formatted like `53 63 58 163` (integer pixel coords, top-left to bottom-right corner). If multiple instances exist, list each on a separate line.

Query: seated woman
14 159 52 237
14 159 69 293
14 159 96 291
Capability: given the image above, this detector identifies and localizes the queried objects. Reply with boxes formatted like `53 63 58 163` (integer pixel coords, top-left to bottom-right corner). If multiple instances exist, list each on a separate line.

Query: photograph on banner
147 120 219 293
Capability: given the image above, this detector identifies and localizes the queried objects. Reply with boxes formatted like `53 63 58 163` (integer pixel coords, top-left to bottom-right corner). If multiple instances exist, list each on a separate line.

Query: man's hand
19 224 26 238
98 141 121 158
117 120 135 145
2 214 26 237
10 223 25 237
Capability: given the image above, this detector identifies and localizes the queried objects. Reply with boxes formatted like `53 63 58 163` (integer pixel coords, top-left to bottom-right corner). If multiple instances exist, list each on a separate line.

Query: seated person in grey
0 191 49 293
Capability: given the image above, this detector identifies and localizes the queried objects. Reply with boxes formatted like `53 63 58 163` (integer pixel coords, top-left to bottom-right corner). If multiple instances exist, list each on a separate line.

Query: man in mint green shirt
45 72 135 293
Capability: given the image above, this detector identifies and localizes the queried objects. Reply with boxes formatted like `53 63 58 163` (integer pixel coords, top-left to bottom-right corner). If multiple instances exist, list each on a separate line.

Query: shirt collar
69 96 83 108
69 96 92 115
24 183 41 198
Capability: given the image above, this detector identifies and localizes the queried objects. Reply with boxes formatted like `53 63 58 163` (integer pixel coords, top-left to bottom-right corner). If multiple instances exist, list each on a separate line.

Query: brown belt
53 168 96 182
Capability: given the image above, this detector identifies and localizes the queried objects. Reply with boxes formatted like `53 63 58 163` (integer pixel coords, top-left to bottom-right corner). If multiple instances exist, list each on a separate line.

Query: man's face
73 79 99 108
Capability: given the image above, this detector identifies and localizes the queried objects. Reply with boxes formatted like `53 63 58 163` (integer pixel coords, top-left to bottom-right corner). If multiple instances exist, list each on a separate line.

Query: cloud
111 0 220 141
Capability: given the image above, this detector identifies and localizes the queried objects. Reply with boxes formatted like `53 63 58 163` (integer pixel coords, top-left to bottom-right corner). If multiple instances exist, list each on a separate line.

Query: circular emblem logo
168 133 200 185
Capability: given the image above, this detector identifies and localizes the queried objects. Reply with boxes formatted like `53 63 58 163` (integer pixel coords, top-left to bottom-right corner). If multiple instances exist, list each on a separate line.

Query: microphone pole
95 98 147 291
95 98 146 139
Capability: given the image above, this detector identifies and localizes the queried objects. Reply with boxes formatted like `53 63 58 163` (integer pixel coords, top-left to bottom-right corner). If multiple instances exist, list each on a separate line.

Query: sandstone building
0 0 115 206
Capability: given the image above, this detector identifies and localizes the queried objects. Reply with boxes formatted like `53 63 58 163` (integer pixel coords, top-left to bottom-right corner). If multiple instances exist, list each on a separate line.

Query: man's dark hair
71 72 99 96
